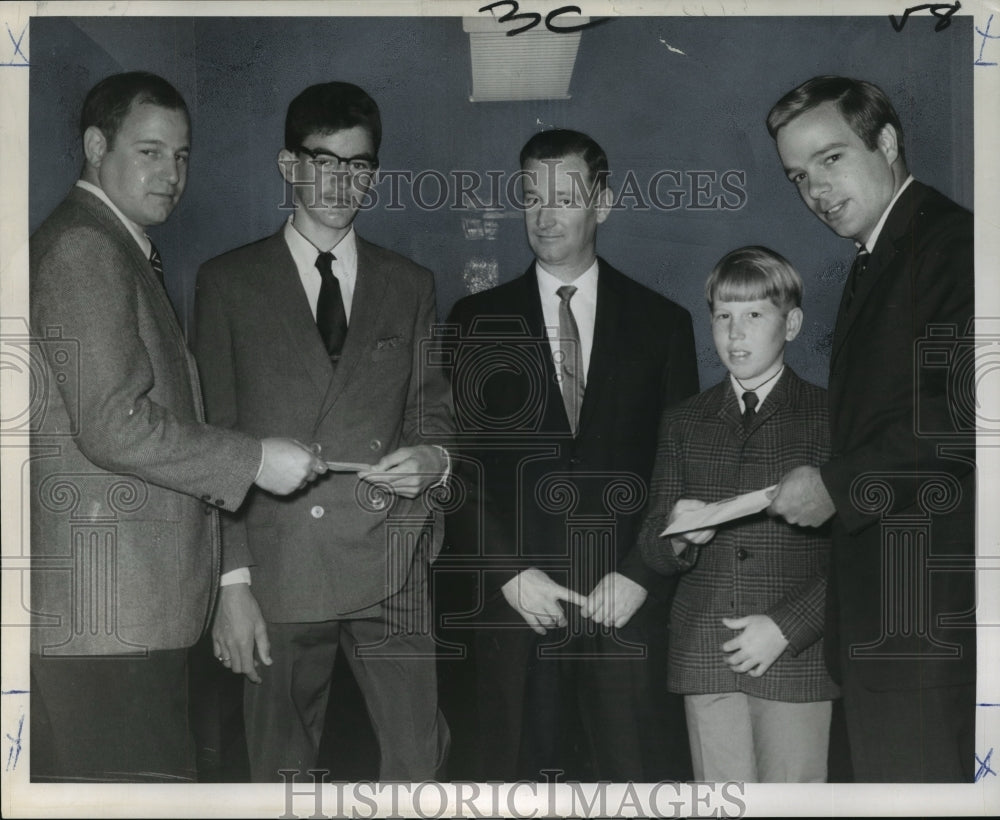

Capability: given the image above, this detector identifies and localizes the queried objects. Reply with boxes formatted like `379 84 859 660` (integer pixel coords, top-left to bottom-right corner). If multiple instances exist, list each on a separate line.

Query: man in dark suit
194 82 453 782
445 129 699 781
766 76 975 782
29 71 325 782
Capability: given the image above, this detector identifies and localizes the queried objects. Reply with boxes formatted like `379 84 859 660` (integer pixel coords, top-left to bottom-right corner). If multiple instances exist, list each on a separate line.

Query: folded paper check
325 461 374 472
660 485 778 536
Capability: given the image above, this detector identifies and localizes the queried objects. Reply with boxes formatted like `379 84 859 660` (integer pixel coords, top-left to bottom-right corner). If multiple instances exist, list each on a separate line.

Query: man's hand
581 572 648 628
255 438 327 495
667 498 717 555
767 465 835 527
501 568 587 635
721 614 788 677
357 445 446 499
212 583 271 684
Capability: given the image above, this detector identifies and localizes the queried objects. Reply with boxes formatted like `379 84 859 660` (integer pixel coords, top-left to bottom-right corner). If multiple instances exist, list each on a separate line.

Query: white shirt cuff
434 444 451 488
220 567 251 586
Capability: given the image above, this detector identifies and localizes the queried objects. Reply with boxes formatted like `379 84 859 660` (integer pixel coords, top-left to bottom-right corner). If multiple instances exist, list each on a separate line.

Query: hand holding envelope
661 485 779 553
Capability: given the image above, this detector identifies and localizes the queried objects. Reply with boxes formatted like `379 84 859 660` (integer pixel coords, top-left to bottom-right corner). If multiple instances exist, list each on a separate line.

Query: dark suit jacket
819 180 976 690
29 186 261 656
638 368 839 703
194 229 453 621
445 258 699 601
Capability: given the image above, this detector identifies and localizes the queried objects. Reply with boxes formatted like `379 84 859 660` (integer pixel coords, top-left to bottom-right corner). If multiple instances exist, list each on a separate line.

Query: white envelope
660 485 778 536
325 461 374 472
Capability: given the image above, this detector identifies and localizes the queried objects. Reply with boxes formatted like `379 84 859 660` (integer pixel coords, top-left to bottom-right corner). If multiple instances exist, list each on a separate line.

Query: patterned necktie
742 390 759 429
315 251 348 361
556 285 585 435
149 242 165 286
845 247 870 311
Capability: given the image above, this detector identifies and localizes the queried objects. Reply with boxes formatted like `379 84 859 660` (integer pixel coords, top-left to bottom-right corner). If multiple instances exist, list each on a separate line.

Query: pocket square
376 335 403 350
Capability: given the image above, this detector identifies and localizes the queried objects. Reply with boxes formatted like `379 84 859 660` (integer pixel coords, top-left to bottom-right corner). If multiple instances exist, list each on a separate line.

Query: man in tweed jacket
637 247 838 782
29 72 324 782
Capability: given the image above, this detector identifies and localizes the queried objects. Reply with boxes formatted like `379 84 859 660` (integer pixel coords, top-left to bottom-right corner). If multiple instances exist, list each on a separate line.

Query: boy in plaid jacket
637 246 838 782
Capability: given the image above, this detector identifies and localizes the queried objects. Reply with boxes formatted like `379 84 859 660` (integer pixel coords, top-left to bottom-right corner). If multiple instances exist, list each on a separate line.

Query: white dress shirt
730 365 784 415
535 259 599 383
76 180 152 258
857 175 914 254
283 216 358 320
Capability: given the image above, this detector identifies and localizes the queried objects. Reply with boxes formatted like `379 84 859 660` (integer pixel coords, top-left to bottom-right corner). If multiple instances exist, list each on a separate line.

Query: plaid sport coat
637 366 839 702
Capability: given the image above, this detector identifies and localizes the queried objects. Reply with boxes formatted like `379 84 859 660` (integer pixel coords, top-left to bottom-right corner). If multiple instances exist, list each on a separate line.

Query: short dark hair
519 128 610 192
80 71 189 148
705 245 803 313
284 82 382 155
766 75 906 164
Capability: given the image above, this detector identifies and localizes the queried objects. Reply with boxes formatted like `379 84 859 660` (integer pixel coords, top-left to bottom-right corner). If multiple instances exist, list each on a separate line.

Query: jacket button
737 548 749 561
200 493 211 502
215 498 225 507
369 439 382 452
311 505 325 519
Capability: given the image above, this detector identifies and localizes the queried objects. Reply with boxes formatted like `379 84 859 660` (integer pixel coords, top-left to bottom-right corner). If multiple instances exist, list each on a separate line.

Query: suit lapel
716 368 794 435
74 187 181 333
714 378 743 430
255 231 335 399
512 265 570 434
577 260 620 437
314 236 389 426
831 182 926 367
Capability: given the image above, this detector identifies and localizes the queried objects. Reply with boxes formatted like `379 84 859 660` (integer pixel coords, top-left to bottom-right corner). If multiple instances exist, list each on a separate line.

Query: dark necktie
149 242 165 286
315 251 348 361
742 390 759 429
845 247 870 311
556 285 585 435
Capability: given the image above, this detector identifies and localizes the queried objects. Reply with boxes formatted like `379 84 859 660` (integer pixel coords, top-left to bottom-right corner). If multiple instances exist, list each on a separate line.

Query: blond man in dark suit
29 72 325 782
766 76 975 783
194 82 453 782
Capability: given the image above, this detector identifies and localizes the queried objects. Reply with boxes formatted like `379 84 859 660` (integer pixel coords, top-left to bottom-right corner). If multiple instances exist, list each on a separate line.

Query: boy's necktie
742 390 758 429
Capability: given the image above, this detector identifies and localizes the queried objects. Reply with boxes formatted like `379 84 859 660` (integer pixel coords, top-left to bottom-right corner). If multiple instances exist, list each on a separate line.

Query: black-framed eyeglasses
297 146 379 175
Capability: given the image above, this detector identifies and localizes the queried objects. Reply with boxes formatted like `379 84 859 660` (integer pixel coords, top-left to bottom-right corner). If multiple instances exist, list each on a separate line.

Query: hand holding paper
664 499 718 554
661 485 779 538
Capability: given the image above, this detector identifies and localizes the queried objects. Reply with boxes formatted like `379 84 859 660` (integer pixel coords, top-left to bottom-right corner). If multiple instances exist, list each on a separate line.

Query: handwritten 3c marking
478 2 607 37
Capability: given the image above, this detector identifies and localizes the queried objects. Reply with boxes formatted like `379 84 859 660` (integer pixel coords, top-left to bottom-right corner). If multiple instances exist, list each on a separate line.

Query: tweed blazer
194 228 453 621
29 185 261 656
637 367 839 702
819 180 976 690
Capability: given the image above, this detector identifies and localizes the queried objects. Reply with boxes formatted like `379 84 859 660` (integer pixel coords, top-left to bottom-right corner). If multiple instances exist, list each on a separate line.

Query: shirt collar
535 258 599 296
730 364 784 411
858 174 914 254
75 179 151 258
283 216 357 278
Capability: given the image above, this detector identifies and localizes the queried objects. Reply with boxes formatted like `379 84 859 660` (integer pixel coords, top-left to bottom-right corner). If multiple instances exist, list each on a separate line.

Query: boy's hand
501 568 587 635
721 614 788 677
667 498 717 555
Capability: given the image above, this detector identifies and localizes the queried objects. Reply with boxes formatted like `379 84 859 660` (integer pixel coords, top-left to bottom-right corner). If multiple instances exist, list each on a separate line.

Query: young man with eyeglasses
193 81 453 782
